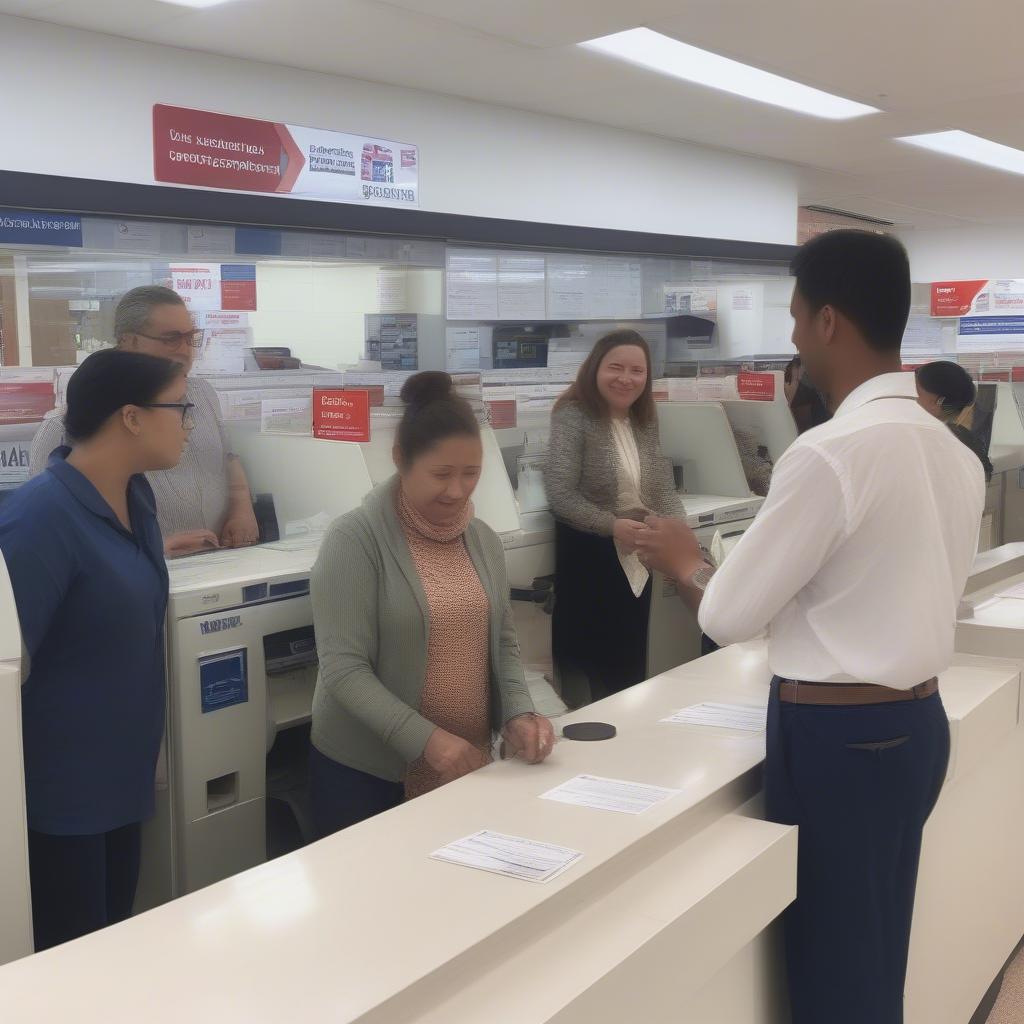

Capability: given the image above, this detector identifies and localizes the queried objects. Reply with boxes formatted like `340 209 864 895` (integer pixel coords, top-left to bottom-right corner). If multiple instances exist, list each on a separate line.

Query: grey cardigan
544 401 685 536
310 476 536 782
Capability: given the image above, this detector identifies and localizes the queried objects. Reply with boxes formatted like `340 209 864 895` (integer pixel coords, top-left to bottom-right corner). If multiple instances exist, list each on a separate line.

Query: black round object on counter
562 722 617 741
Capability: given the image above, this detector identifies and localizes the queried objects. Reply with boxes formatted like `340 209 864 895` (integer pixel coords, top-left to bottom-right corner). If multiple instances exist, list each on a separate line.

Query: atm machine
0 553 33 963
646 401 766 675
137 440 373 906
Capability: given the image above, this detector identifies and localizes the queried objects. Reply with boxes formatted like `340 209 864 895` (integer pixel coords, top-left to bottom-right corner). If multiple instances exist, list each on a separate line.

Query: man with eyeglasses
29 285 259 557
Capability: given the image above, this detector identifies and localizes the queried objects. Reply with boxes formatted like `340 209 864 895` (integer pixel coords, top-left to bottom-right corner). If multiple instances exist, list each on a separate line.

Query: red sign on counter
0 382 55 424
737 371 776 402
931 281 988 317
485 399 517 429
313 389 370 443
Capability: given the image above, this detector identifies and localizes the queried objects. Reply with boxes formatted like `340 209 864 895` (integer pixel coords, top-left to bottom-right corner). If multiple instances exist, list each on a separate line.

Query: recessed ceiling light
155 0 237 8
897 130 1024 176
579 28 879 121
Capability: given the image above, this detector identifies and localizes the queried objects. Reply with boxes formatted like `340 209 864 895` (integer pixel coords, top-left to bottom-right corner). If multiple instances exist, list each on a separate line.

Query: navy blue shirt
0 449 168 835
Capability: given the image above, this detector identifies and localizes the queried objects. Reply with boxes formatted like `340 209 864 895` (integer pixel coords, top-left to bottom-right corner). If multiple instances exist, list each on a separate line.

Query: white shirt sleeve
698 443 849 646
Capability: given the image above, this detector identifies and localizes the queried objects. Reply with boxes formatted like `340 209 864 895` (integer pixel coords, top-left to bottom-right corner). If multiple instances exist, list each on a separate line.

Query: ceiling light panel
897 130 1024 176
579 28 879 121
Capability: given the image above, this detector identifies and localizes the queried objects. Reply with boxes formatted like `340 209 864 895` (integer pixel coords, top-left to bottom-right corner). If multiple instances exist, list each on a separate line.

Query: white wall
900 226 1024 281
0 16 797 245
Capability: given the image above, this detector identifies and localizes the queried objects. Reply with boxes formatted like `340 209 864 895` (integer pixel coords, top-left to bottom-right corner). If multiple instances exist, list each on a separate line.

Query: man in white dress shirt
637 230 984 1024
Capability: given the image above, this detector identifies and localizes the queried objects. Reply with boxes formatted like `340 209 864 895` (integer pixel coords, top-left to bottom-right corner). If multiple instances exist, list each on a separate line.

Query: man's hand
220 506 260 548
635 515 706 582
164 530 221 559
502 713 556 764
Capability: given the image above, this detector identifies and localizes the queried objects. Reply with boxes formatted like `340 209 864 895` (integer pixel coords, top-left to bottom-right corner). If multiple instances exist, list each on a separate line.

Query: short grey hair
114 286 186 344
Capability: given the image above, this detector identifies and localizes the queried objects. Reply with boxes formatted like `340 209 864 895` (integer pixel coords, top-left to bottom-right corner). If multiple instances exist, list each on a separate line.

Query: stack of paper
430 830 582 883
540 775 680 815
662 702 767 732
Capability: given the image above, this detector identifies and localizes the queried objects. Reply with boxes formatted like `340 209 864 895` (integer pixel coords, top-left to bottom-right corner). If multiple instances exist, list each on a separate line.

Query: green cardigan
310 476 536 782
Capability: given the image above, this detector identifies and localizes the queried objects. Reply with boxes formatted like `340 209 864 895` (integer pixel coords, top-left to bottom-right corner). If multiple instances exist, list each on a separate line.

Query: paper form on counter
430 830 583 883
260 397 312 435
662 702 768 732
540 775 681 815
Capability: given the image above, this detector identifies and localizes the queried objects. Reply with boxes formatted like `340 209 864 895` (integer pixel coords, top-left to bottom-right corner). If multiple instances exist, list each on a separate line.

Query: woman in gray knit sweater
545 330 685 704
309 372 554 837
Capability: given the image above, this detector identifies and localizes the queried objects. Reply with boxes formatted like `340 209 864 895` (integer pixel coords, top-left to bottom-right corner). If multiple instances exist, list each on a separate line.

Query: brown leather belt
778 677 938 706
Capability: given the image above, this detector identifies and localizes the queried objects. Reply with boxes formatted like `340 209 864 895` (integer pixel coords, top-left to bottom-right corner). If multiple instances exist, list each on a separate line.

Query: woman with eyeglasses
0 349 188 950
29 285 259 557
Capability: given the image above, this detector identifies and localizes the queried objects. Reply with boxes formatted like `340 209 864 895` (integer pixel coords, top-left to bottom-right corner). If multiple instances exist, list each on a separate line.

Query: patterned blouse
397 488 492 799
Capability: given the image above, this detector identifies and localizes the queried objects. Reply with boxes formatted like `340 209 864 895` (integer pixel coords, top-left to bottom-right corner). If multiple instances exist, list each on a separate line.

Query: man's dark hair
790 230 911 353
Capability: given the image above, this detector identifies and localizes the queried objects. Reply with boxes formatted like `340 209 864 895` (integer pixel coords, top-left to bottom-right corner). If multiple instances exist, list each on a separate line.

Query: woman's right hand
164 530 221 559
423 728 487 782
613 518 644 553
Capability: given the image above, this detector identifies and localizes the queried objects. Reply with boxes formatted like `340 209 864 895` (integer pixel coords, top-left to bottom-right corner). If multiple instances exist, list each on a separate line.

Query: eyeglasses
134 330 204 349
139 402 196 428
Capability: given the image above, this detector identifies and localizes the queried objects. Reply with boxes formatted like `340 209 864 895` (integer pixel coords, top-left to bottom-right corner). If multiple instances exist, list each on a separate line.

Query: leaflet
430 830 582 883
540 774 680 815
662 702 768 732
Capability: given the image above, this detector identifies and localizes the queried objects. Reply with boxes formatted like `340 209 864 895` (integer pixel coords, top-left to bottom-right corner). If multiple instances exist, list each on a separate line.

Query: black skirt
551 520 652 705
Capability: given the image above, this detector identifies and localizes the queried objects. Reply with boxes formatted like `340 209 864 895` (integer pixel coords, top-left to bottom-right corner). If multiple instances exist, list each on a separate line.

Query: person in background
544 329 684 705
915 360 994 482
636 230 984 1024
309 371 554 836
784 354 831 434
29 286 259 557
0 349 189 951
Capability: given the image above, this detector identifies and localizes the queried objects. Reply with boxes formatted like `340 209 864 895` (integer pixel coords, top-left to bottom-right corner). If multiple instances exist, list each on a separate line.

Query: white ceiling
5 0 1024 229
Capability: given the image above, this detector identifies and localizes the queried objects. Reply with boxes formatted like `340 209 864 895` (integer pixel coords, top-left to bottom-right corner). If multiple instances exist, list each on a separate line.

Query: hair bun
400 371 453 408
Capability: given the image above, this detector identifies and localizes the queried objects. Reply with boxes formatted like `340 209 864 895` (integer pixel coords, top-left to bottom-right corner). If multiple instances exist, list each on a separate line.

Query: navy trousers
27 822 142 952
764 678 950 1024
308 744 404 839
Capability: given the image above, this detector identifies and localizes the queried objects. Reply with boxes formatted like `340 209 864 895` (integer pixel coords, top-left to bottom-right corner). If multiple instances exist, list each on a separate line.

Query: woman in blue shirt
0 348 190 951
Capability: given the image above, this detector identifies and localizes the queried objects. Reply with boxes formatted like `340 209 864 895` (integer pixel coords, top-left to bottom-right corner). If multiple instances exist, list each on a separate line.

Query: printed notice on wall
498 253 546 320
902 313 947 357
446 327 482 371
446 250 499 320
547 255 642 320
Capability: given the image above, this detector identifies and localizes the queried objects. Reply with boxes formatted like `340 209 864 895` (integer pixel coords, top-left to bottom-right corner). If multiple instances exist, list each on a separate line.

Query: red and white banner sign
737 371 776 402
153 104 418 208
313 389 371 443
929 279 1024 318
931 281 988 317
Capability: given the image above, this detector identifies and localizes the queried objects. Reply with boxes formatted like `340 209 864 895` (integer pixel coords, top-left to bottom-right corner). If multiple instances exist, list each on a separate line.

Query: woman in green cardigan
309 371 555 836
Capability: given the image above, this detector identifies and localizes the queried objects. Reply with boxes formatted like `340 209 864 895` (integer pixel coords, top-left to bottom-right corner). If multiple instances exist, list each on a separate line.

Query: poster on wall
663 286 717 315
170 263 221 313
153 104 418 208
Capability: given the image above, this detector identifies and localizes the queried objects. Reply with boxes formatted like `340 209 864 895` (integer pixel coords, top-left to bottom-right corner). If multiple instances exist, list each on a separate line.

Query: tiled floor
987 945 1024 1023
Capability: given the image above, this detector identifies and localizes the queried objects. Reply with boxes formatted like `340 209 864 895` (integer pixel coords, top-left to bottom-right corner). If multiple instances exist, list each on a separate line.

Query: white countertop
0 640 1017 1021
989 444 1024 475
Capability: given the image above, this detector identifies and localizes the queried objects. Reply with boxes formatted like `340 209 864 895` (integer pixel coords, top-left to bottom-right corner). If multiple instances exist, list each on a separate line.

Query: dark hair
396 371 480 466
114 286 187 343
64 348 185 442
554 329 656 426
915 361 976 414
790 230 911 352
